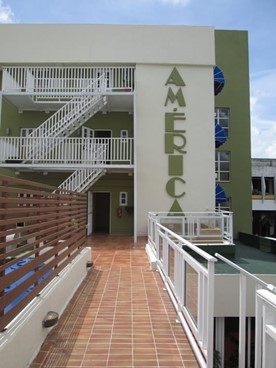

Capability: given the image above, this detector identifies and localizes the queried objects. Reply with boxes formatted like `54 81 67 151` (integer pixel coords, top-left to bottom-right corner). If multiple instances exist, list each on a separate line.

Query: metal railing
0 175 87 331
2 66 135 97
148 214 216 367
148 211 233 244
26 75 107 140
148 213 276 367
216 253 276 368
58 168 106 192
0 137 134 166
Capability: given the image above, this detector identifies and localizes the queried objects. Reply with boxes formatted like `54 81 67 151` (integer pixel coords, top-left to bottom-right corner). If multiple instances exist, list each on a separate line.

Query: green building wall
215 30 252 238
0 30 252 238
0 104 134 235
91 173 134 235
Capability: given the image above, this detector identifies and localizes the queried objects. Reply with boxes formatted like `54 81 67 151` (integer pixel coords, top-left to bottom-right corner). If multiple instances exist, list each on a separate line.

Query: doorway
94 130 111 139
92 192 111 233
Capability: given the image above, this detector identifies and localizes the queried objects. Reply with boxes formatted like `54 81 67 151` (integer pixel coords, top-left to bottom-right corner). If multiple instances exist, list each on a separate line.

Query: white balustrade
147 214 217 368
2 66 135 96
148 213 276 367
148 211 233 244
27 75 107 140
256 288 276 368
0 137 133 165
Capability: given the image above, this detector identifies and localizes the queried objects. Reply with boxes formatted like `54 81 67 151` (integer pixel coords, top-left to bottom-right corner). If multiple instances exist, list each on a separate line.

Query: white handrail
27 75 106 139
0 137 134 165
148 213 276 367
256 289 276 368
148 211 233 244
147 214 217 368
2 66 135 94
215 253 276 368
58 143 108 192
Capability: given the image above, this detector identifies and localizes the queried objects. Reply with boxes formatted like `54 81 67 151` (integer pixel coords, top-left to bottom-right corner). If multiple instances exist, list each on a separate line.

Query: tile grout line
79 250 116 368
39 266 102 367
141 268 160 368
105 251 122 368
152 270 188 367
82 271 110 368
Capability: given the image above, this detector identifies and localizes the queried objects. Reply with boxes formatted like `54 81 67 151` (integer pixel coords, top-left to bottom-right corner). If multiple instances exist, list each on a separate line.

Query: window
216 197 231 212
120 130 128 143
20 128 34 137
119 192 128 206
216 151 230 181
215 108 229 137
265 177 275 195
252 177 262 195
252 177 275 195
18 193 33 207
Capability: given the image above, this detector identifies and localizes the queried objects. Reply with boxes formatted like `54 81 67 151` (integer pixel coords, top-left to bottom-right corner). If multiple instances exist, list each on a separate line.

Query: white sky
1 0 275 158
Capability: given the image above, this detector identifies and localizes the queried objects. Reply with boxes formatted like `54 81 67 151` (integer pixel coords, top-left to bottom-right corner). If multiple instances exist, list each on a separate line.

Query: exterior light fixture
87 260 93 268
42 311 59 328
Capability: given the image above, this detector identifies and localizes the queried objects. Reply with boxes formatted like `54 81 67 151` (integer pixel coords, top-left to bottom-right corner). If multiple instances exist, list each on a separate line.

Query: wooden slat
0 175 87 331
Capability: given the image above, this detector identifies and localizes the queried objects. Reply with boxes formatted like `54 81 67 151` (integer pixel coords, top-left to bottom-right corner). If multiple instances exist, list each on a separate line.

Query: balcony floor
30 234 199 368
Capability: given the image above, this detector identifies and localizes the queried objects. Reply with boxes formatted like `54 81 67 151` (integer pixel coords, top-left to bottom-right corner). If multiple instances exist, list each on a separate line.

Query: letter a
165 67 185 87
167 200 184 215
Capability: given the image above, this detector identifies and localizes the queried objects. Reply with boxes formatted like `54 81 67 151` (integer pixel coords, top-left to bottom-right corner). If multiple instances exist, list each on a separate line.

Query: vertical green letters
164 67 187 212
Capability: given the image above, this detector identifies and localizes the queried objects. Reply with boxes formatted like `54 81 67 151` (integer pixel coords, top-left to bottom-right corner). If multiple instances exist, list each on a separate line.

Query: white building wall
0 24 214 66
215 274 276 317
253 200 276 211
135 64 215 235
0 24 216 237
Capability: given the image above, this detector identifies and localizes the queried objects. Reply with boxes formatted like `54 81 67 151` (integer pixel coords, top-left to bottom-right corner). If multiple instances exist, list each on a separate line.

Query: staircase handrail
58 143 107 191
26 74 106 139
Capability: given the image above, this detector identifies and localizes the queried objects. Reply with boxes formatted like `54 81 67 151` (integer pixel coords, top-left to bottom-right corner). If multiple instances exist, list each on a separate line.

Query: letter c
166 177 186 198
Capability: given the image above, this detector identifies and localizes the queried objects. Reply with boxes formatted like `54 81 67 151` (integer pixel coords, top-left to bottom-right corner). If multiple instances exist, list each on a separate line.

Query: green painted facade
215 30 252 238
0 29 252 238
0 107 135 235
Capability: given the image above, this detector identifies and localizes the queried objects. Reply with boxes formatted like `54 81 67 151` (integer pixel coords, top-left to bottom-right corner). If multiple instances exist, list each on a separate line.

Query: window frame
216 151 230 182
119 192 128 206
215 107 230 138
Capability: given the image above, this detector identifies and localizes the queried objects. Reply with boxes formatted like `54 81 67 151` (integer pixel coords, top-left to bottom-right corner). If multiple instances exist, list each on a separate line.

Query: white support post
247 317 251 368
215 317 225 368
239 274 247 368
0 92 2 129
206 259 215 368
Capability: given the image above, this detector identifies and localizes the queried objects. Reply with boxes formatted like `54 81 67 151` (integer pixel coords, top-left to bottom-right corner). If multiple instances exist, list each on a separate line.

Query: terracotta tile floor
30 235 199 368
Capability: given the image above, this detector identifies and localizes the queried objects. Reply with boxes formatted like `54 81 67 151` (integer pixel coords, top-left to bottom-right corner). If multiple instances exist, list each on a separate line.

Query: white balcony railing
2 66 135 98
0 137 133 166
147 213 217 368
147 213 276 368
25 75 107 140
148 211 233 244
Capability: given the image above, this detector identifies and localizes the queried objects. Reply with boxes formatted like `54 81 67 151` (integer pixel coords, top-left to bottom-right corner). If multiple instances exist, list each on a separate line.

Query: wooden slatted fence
0 175 87 331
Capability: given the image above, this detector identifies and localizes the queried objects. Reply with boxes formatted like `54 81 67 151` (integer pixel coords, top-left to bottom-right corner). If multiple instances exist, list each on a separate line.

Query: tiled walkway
30 235 199 368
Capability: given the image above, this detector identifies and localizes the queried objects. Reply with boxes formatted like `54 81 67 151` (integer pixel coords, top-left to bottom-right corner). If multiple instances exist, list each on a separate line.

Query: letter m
165 87 186 107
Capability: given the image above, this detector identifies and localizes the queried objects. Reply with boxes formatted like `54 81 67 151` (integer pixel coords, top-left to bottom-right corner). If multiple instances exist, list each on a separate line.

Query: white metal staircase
24 75 107 162
57 135 108 192
58 168 106 193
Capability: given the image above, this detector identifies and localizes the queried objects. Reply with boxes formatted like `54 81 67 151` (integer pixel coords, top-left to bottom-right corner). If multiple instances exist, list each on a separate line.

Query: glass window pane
215 151 230 182
169 245 174 281
185 263 198 324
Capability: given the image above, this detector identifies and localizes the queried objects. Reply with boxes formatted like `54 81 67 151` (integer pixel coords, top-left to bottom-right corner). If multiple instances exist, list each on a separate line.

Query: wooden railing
0 175 87 331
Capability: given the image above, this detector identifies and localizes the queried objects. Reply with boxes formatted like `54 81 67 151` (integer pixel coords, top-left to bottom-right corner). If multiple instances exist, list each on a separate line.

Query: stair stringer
23 75 107 162
58 168 106 193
